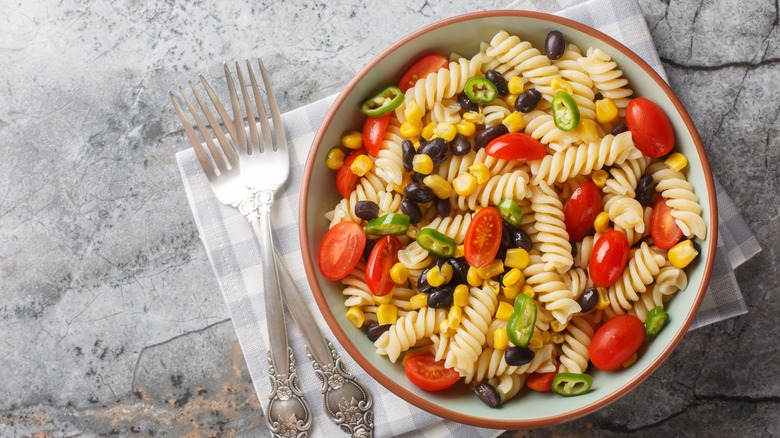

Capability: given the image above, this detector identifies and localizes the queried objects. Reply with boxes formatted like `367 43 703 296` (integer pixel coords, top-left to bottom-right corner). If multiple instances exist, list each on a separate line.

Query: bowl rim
299 9 718 429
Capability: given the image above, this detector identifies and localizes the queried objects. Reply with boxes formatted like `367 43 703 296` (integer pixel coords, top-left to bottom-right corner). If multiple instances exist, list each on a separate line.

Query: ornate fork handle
267 347 312 437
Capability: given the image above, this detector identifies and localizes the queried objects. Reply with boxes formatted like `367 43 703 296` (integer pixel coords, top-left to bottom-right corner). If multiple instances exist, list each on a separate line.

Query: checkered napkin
176 0 760 435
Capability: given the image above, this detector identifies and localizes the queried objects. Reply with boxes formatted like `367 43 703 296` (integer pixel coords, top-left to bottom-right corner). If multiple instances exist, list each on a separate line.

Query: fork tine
188 80 240 172
177 85 228 175
200 73 237 145
223 63 249 155
246 60 273 153
234 61 260 154
169 90 217 181
257 59 285 152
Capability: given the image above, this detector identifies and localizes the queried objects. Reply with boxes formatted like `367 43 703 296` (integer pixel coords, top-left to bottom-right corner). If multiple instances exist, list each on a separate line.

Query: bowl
299 10 717 429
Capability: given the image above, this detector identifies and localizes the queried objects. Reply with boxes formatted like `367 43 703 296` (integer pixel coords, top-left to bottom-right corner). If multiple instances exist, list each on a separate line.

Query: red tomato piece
362 113 391 157
317 222 366 281
484 132 547 161
589 314 645 371
589 229 630 287
464 206 503 268
404 353 460 391
651 198 684 250
526 367 558 392
563 181 602 242
398 54 449 92
625 98 675 158
336 148 366 198
366 235 402 296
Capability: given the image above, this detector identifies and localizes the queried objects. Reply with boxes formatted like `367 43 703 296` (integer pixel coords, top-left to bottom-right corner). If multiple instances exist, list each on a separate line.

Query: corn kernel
505 94 518 107
374 290 394 304
447 306 462 329
551 77 573 94
668 239 698 269
426 265 446 287
409 293 429 310
423 175 453 199
453 284 470 307
453 173 478 196
350 155 373 177
400 120 422 138
622 352 638 368
529 330 544 349
467 266 483 287
477 259 505 279
550 320 566 332
594 211 610 234
434 123 457 142
455 120 476 137
522 285 535 298
468 162 491 184
454 245 465 259
592 169 609 188
412 139 421 150
325 147 345 170
504 248 530 270
341 131 363 149
502 112 526 133
573 119 599 142
390 262 409 285
665 152 688 172
440 262 453 284
463 111 485 124
507 76 524 95
376 303 398 325
495 301 514 320
502 268 523 287
345 307 365 328
503 282 521 300
596 97 618 124
412 153 434 175
421 122 436 141
404 100 423 123
493 328 509 350
596 287 610 310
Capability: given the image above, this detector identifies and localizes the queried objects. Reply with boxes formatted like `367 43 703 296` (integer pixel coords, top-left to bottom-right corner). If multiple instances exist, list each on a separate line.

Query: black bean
447 258 469 285
474 382 501 408
501 220 514 251
515 89 542 113
578 287 599 313
354 200 379 221
404 182 434 203
485 70 509 96
450 134 472 156
427 285 454 308
545 30 565 60
401 197 422 224
365 322 392 342
612 123 628 135
594 92 604 101
418 137 449 165
504 346 535 366
362 238 377 261
571 241 578 258
458 91 479 112
434 197 451 217
475 125 509 150
417 267 433 293
511 228 533 251
410 172 426 184
402 139 416 172
635 175 655 207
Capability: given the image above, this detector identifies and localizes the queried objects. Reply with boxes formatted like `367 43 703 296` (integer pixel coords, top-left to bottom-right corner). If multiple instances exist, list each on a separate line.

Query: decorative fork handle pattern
267 347 312 438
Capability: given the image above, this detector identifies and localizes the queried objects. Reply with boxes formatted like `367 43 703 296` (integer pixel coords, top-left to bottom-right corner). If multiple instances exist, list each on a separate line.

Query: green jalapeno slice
551 372 593 397
361 85 405 117
644 306 669 337
551 91 580 131
506 294 537 347
464 77 498 105
416 228 457 258
498 199 524 228
364 213 410 235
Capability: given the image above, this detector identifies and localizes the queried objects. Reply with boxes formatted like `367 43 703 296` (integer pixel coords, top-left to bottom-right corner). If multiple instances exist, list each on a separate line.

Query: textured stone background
0 0 777 436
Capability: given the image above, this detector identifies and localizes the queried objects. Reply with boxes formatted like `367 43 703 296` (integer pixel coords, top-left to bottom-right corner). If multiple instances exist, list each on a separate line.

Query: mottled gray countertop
1 0 778 436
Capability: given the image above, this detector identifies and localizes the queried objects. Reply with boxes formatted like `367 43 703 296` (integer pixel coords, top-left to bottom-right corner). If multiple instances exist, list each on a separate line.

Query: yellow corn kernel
423 175 453 199
596 97 618 124
463 111 485 124
453 284 470 307
551 332 565 344
503 282 521 300
341 130 363 149
467 266 483 287
505 94 518 108
454 244 465 259
325 147 345 170
421 122 436 141
412 139 421 150
502 268 523 287
390 262 409 285
504 248 530 270
455 120 476 137
345 307 365 328
495 301 514 321
468 162 491 184
400 120 423 138
493 328 509 350
434 123 457 142
477 259 505 279
622 353 638 368
668 239 699 269
376 303 398 325
440 262 453 284
374 290 394 304
350 154 373 177
502 112 526 133
404 100 424 123
596 287 610 310
453 173 478 196
573 119 599 142
409 293 429 310
550 320 566 332
592 169 609 188
426 265 446 287
522 285 535 298
412 153 434 175
551 77 573 95
447 306 462 330
529 330 544 349
665 152 688 172
507 76 524 95
594 211 610 234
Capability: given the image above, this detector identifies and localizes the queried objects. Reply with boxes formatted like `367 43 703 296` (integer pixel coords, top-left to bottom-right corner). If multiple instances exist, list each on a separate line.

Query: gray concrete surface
0 0 777 436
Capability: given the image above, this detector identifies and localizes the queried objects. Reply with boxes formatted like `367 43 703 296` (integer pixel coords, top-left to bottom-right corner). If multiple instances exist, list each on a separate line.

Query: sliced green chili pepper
364 213 410 235
464 77 498 105
552 373 593 397
645 306 669 337
361 85 404 117
416 228 457 258
498 199 524 228
506 294 537 347
551 91 580 131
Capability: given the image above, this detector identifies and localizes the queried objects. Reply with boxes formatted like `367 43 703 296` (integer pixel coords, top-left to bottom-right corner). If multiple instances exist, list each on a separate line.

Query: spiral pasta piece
466 343 555 384
341 262 372 308
482 99 513 127
606 197 645 234
454 169 531 211
558 316 595 374
374 306 447 363
561 267 592 298
577 48 633 115
397 241 433 286
523 253 581 324
553 43 596 121
606 242 667 316
488 374 526 404
483 31 560 100
374 117 406 188
647 162 707 240
522 110 580 151
530 182 573 274
437 148 517 184
422 213 472 245
445 282 500 376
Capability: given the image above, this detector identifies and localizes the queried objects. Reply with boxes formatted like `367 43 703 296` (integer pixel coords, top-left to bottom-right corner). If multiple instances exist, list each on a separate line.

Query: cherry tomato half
484 132 547 161
526 367 558 392
651 198 683 250
563 181 602 242
366 235 402 296
589 229 630 287
404 353 460 391
362 113 391 157
336 148 366 198
589 314 645 371
464 206 503 268
398 54 449 92
625 97 675 158
317 222 366 281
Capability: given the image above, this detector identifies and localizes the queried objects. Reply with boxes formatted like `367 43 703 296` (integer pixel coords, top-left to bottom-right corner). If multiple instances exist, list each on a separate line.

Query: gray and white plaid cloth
176 0 760 435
